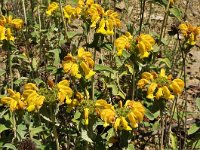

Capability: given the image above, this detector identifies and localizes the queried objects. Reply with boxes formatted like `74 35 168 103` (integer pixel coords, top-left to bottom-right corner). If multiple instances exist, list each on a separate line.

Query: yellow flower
170 79 184 94
115 32 133 56
6 28 14 41
127 112 138 128
120 117 132 131
112 100 145 131
57 80 73 104
84 108 89 125
138 69 183 101
125 100 145 123
11 18 23 30
141 72 154 80
105 10 121 28
155 87 163 100
22 83 39 99
162 86 174 100
96 18 107 34
63 5 77 23
0 25 6 40
25 92 45 112
105 19 114 35
62 54 81 78
147 82 157 99
0 15 23 41
0 15 6 26
86 0 94 6
137 79 151 89
46 2 59 16
178 23 200 45
136 34 155 58
100 108 115 127
95 99 114 110
24 83 39 91
178 23 188 36
113 118 120 131
1 89 25 111
87 4 104 28
80 62 95 79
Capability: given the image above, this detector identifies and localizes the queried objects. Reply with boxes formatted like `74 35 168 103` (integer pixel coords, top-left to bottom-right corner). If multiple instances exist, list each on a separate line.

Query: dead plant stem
59 0 68 42
160 0 170 43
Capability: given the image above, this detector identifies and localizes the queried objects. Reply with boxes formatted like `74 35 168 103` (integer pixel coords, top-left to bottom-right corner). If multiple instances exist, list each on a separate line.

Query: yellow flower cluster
0 15 23 41
1 83 44 112
62 47 95 79
178 23 200 45
57 80 73 104
86 2 121 35
46 1 83 22
137 69 184 100
46 1 121 35
95 100 145 131
115 32 133 56
136 34 155 58
46 2 59 16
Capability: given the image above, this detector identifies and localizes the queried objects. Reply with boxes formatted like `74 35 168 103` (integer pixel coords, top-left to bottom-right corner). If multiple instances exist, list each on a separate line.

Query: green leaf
188 123 200 135
0 69 6 76
125 64 134 74
67 31 78 39
46 65 58 74
32 57 38 71
0 124 9 133
17 124 27 139
153 120 160 131
74 110 81 120
122 50 131 59
115 56 123 68
126 143 135 150
160 58 171 68
100 42 113 51
81 129 93 143
34 78 45 85
1 143 17 150
30 126 44 137
48 49 61 66
170 131 177 149
94 64 114 73
145 108 155 120
196 97 200 110
107 83 118 95
169 7 182 21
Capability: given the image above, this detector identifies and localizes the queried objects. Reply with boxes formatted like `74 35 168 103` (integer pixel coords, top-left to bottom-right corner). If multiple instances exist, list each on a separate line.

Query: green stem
183 52 188 149
159 0 170 43
139 0 146 34
11 111 17 143
59 0 68 42
91 48 96 100
22 0 27 25
6 42 13 89
160 109 165 150
131 65 135 99
50 105 60 150
166 95 178 145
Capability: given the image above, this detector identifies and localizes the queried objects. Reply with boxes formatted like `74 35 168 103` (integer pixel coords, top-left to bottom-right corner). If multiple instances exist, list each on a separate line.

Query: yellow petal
128 112 138 128
114 118 121 131
155 87 163 100
147 82 157 99
84 108 89 125
162 86 174 100
121 117 132 131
